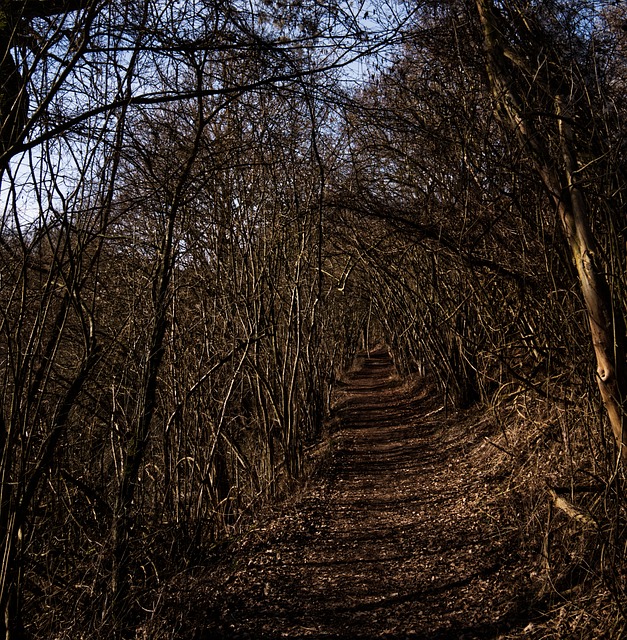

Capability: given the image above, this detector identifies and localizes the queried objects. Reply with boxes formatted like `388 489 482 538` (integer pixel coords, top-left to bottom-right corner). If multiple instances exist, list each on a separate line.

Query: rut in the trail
193 349 534 639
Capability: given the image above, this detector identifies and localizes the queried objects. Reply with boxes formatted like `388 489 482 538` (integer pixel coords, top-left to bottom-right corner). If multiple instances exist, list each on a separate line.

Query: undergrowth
481 381 627 638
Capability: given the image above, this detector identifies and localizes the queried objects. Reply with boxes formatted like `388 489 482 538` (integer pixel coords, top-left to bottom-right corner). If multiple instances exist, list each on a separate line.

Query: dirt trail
187 349 535 639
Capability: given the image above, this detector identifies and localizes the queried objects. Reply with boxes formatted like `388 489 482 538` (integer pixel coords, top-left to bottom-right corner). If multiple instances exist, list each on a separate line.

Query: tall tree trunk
110 202 175 633
475 0 627 455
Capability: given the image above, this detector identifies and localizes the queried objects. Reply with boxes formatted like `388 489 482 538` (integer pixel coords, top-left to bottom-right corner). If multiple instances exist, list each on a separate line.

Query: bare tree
0 1 404 636
474 0 627 454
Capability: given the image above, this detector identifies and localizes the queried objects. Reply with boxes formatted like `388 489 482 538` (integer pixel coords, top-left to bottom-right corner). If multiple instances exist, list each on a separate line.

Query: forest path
187 348 535 639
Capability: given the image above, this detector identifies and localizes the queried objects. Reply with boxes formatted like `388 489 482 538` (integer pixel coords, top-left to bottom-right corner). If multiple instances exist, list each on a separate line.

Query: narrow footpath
175 349 536 639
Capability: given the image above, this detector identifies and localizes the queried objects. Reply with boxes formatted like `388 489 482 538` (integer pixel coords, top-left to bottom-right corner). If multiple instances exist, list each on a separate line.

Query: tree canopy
0 1 626 637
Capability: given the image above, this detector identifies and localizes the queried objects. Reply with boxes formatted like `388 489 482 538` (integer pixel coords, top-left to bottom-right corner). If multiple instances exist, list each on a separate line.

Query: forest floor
159 348 546 639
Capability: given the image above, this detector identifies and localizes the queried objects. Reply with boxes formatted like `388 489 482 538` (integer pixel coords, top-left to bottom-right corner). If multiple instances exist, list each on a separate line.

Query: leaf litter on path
163 348 539 639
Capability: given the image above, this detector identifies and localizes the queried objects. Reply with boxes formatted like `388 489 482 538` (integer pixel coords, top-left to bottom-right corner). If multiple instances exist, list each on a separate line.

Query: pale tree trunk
553 97 626 453
475 0 627 455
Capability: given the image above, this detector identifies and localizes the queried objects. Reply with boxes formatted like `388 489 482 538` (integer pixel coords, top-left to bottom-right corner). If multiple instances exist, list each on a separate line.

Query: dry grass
478 381 627 639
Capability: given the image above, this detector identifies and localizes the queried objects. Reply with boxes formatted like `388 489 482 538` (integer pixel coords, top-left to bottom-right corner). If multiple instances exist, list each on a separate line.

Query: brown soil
163 348 540 639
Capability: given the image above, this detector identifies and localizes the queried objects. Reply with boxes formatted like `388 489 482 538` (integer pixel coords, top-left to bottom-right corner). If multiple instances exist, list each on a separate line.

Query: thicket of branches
330 1 627 633
0 0 626 637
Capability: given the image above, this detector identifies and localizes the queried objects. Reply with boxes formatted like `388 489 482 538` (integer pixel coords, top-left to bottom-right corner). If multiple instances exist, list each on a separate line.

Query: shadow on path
192 348 535 639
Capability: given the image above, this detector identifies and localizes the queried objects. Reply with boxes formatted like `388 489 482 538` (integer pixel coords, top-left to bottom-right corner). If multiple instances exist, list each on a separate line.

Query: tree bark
475 0 627 455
